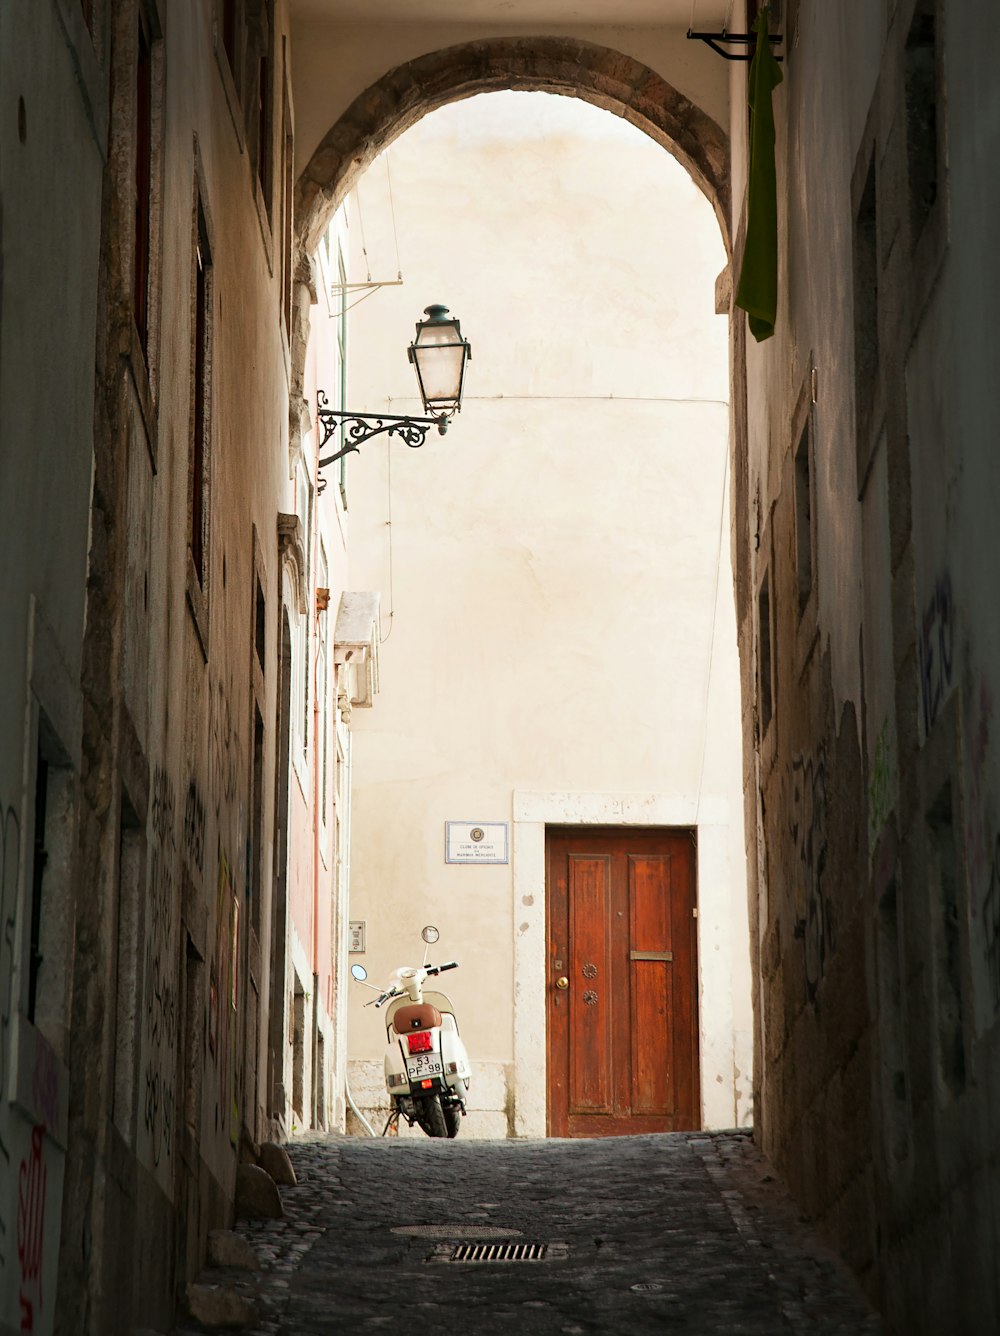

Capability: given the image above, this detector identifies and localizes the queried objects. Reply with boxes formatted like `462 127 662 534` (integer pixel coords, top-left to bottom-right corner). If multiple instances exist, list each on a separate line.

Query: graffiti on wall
205 668 249 1149
868 720 895 851
210 680 239 825
919 571 955 739
141 767 178 1173
790 748 833 1004
183 779 206 879
29 1044 60 1140
964 677 1000 1031
964 678 994 893
1 802 20 1273
984 836 1000 1015
16 1125 47 1332
208 854 240 1143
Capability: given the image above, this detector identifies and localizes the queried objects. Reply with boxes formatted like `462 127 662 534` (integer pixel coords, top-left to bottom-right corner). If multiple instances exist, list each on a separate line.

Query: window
905 0 938 245
27 751 49 1024
254 571 266 673
256 44 272 212
113 794 145 1141
190 197 214 590
26 718 74 1044
222 0 241 85
794 413 814 615
250 706 265 933
852 156 879 486
133 9 154 359
245 0 275 221
758 571 774 735
281 74 294 339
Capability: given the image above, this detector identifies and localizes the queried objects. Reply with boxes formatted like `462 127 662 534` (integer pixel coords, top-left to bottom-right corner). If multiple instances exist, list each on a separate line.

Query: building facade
0 1 358 1330
336 93 752 1141
1 3 998 1334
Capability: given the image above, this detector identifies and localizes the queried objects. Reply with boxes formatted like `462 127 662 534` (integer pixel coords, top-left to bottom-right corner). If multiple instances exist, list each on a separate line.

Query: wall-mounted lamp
317 305 471 482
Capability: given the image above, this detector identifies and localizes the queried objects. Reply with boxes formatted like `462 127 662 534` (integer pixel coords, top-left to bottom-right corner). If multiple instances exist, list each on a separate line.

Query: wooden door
546 827 700 1136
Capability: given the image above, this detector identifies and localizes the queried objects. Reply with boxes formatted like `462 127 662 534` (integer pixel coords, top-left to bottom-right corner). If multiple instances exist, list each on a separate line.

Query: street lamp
317 305 472 481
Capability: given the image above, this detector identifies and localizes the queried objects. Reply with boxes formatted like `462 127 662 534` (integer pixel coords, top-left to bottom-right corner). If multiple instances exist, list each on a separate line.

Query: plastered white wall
333 92 750 1136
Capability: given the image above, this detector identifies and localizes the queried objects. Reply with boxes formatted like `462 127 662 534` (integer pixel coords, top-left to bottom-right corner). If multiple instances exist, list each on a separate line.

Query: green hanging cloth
735 5 783 342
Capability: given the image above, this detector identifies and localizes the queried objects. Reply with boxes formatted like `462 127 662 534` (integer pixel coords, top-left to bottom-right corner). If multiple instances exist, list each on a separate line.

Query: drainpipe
311 438 321 1132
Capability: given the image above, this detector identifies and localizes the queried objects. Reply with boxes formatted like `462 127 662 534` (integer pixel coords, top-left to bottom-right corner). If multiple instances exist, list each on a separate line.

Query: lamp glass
412 341 466 406
409 306 470 415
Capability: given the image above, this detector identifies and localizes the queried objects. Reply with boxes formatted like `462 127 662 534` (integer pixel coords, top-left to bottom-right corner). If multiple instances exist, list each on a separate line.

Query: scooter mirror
421 925 440 945
350 963 368 982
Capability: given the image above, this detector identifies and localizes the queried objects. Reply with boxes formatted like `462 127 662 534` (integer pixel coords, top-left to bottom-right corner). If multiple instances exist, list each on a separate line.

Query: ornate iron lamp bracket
316 389 446 478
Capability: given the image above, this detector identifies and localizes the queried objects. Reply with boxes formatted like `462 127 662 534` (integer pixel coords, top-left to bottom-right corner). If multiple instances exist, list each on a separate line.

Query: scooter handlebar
426 961 459 975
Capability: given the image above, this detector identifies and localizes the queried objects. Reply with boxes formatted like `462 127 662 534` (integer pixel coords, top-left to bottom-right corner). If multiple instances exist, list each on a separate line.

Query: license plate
405 1053 444 1081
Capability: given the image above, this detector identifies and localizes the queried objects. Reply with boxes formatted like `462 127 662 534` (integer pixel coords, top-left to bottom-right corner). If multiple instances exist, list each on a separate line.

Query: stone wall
732 2 1000 1329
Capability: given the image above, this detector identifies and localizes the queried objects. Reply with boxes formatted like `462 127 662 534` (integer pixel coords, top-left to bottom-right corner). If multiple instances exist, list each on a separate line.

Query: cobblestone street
177 1130 883 1335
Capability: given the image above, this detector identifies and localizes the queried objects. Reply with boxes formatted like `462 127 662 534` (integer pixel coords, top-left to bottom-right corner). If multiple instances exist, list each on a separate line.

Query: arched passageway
299 78 746 1140
294 37 730 257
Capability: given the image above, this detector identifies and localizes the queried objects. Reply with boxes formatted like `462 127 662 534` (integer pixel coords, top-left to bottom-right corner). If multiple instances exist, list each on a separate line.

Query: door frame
512 789 739 1138
545 824 700 1137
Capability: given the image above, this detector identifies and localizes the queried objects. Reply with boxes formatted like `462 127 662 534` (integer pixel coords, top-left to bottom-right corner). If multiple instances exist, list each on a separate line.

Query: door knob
555 976 569 990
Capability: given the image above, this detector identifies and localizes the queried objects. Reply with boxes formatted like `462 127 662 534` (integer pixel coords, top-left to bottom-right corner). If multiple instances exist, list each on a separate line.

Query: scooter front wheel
412 1093 448 1138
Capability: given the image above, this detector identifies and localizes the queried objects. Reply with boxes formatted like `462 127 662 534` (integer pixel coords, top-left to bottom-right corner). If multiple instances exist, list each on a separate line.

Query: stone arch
295 36 730 259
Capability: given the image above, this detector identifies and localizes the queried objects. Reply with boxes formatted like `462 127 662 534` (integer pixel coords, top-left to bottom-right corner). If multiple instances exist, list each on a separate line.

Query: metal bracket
686 29 782 61
316 389 445 486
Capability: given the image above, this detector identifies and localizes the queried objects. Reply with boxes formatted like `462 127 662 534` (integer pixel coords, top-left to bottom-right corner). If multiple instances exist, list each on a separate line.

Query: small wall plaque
349 920 366 953
445 821 509 865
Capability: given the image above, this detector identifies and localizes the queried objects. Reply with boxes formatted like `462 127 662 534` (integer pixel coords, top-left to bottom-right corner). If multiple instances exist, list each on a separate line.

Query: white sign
445 821 509 865
349 920 366 953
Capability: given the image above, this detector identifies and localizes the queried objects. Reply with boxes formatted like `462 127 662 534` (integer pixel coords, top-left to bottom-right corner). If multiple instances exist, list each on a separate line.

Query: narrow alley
4 4 1000 1334
177 1132 882 1335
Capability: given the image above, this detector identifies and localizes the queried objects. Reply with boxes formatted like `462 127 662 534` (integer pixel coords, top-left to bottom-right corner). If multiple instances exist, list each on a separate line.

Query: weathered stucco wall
334 91 750 1139
0 0 352 1328
732 1 1000 1328
0 1 105 1330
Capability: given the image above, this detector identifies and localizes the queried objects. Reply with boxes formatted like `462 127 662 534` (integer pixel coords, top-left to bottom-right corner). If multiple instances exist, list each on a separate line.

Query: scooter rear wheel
413 1093 448 1138
443 1101 462 1139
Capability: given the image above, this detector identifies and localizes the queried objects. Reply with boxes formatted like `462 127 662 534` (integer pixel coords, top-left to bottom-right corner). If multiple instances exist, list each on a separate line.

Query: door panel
568 855 612 1114
546 827 699 1137
630 855 673 1116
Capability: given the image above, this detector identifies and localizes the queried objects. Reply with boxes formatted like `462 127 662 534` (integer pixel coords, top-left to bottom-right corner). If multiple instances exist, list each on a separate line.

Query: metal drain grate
429 1240 568 1264
452 1241 548 1263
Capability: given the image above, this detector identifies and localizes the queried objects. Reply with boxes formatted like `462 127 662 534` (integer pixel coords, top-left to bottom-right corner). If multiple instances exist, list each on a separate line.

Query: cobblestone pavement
178 1130 884 1335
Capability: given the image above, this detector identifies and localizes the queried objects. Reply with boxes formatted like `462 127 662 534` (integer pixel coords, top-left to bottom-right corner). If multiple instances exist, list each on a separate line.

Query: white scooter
351 926 471 1138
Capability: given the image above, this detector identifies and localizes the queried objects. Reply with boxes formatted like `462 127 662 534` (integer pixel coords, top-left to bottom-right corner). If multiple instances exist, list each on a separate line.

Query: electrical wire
354 185 373 283
344 285 386 315
385 150 403 282
380 440 395 645
387 392 729 407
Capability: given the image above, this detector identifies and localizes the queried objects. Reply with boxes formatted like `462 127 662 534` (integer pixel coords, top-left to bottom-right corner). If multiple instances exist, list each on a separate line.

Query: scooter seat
391 1003 442 1033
